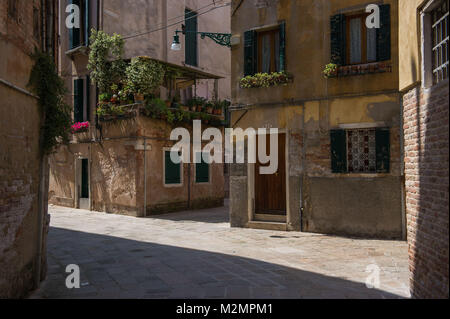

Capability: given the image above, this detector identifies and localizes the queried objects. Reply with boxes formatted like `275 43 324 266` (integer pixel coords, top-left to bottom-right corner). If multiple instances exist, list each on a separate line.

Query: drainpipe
299 104 305 232
144 138 147 217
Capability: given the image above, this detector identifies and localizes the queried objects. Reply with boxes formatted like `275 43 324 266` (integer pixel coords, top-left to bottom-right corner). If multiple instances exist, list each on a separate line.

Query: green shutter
330 14 346 65
244 30 257 76
279 21 286 72
377 4 391 61
85 0 90 46
376 128 390 173
195 153 209 183
69 0 81 49
85 75 90 122
165 151 181 185
74 78 84 123
185 9 198 66
330 130 347 173
81 159 89 198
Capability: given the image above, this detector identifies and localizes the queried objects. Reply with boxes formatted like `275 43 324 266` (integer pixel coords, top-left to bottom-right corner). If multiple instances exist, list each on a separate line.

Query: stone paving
30 204 411 299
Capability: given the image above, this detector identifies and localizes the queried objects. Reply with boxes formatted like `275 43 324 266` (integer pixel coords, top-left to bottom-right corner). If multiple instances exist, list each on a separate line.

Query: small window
431 0 449 84
331 128 390 174
257 28 281 73
69 0 90 49
195 152 210 183
164 150 182 186
33 7 40 40
346 13 377 64
8 0 18 20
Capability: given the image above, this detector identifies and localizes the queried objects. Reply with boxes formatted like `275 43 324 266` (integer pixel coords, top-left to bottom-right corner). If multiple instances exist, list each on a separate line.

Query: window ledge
329 62 392 78
65 46 89 58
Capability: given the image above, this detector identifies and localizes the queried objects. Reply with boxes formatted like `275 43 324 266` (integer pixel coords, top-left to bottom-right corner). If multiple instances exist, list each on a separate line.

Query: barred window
432 0 449 84
347 129 377 173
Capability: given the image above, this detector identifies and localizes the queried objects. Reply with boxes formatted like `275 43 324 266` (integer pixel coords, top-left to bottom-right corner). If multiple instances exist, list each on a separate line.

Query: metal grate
432 0 449 84
347 129 377 173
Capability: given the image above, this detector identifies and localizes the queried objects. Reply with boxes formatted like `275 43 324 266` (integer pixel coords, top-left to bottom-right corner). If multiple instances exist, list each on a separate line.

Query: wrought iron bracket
176 29 232 48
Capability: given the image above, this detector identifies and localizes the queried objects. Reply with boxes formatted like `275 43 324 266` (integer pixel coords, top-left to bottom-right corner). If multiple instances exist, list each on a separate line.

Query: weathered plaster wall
49 115 225 217
229 0 403 238
0 0 48 298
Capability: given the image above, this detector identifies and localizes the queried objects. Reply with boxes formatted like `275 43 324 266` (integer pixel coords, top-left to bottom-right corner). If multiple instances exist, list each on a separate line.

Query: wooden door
255 133 286 215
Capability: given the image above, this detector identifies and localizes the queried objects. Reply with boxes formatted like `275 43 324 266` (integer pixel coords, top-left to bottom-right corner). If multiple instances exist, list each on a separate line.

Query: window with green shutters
164 150 182 185
195 152 210 184
69 0 90 50
244 21 286 76
73 76 90 122
185 9 198 67
330 128 390 174
330 4 391 66
73 78 84 123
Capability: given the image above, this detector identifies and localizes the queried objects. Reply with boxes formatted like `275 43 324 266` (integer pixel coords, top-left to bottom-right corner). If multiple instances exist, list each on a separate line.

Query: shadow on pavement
32 227 406 299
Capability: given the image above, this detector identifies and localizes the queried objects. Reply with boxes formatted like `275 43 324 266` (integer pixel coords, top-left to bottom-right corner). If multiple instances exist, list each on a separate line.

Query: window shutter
69 0 81 49
195 153 209 183
330 14 346 65
185 9 198 66
165 151 181 185
376 4 391 61
74 78 84 123
244 30 257 76
85 75 90 122
376 128 390 173
279 21 286 72
85 0 90 46
330 129 347 173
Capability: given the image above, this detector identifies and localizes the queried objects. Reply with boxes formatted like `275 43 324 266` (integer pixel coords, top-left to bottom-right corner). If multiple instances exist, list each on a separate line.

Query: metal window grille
347 129 377 173
432 0 449 84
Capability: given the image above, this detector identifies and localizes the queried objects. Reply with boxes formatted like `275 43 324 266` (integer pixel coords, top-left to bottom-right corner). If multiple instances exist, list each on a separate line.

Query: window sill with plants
239 72 292 89
323 62 392 78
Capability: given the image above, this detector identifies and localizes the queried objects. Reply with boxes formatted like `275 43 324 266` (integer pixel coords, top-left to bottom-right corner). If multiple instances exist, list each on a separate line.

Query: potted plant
323 63 338 78
205 101 214 114
213 100 223 116
126 56 166 103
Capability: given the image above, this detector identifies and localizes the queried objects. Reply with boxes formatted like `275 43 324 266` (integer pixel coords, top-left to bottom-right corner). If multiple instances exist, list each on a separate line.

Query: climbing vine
87 29 126 93
27 51 72 155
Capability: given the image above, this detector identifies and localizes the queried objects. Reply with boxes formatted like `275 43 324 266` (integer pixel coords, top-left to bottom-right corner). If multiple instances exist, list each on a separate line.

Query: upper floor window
244 21 286 76
185 9 198 67
331 4 391 66
258 28 281 73
8 0 18 21
69 0 90 50
33 7 40 40
431 0 449 84
346 13 377 64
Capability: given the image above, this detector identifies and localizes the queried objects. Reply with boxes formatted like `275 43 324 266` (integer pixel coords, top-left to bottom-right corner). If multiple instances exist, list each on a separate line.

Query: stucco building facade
399 0 448 299
48 0 231 216
229 0 404 239
0 0 58 298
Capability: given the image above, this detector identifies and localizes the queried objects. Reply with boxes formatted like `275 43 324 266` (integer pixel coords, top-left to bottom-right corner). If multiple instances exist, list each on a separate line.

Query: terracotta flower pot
206 107 213 114
134 93 145 103
196 105 203 112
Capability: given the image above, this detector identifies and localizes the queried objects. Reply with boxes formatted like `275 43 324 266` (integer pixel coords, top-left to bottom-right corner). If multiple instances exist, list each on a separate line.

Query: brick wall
403 81 449 299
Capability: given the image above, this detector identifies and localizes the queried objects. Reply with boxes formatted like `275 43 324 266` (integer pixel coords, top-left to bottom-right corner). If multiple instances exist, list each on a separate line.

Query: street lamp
171 28 232 51
171 33 181 51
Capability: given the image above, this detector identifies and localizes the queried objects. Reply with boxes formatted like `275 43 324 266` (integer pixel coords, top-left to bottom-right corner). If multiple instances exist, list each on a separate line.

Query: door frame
75 157 91 210
247 129 289 223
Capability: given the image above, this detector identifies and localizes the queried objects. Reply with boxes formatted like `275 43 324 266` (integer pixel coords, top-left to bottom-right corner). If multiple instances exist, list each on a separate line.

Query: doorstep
248 221 287 231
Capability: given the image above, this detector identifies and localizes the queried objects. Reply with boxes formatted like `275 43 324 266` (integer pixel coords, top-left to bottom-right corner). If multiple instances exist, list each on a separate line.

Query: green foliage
323 63 338 78
27 51 72 155
126 56 165 96
239 72 290 88
87 29 126 93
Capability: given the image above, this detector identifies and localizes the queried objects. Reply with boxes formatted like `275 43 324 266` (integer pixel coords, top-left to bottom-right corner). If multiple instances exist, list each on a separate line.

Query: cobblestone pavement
30 204 410 299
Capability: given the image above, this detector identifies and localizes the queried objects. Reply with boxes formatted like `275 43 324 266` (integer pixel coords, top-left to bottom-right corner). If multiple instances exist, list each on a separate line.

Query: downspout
300 104 305 232
144 138 147 217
